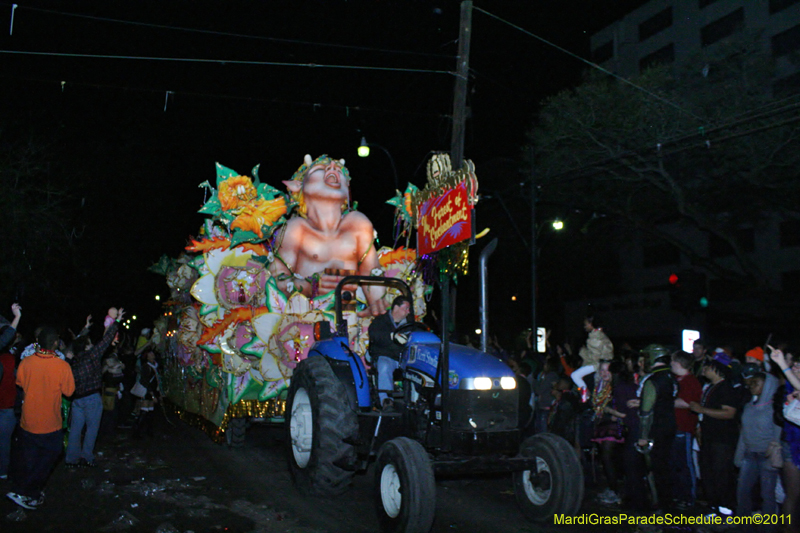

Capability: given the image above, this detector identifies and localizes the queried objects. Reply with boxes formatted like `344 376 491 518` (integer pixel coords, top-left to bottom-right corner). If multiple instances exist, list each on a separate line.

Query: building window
643 242 680 268
709 229 755 257
772 24 800 58
770 0 800 15
774 71 800 97
780 219 800 247
701 8 744 47
699 0 723 8
639 7 673 42
640 43 675 71
593 40 614 63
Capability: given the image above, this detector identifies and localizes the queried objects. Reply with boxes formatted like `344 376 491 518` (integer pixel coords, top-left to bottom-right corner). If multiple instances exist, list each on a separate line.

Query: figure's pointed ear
304 154 313 166
283 180 302 193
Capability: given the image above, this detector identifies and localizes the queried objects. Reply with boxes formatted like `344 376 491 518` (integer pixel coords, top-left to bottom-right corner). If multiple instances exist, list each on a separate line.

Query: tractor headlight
473 377 492 390
500 376 516 390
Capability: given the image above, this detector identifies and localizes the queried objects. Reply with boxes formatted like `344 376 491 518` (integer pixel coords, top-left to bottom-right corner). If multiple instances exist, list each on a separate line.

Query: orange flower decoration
218 176 258 211
185 237 269 256
230 197 288 238
404 192 413 217
379 247 417 267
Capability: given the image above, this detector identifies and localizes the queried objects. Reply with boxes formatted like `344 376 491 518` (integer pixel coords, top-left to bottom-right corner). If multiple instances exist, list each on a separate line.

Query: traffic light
668 270 708 313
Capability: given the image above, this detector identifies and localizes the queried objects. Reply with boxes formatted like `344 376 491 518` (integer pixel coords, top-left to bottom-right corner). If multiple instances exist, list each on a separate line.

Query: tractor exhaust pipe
479 238 498 353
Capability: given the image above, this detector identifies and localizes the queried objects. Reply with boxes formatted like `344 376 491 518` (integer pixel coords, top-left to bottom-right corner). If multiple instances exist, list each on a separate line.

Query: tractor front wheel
285 356 358 497
513 432 584 522
374 437 435 533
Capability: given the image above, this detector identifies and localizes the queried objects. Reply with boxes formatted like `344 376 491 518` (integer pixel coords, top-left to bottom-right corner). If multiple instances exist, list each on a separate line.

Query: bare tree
528 33 800 293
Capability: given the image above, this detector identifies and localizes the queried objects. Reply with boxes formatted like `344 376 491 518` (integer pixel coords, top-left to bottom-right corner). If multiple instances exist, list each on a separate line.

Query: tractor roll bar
333 276 414 337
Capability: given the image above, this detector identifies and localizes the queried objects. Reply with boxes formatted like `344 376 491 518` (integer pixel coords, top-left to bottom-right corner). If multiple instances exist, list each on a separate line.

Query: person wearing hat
735 364 781 527
745 347 765 365
635 344 678 510
689 353 739 517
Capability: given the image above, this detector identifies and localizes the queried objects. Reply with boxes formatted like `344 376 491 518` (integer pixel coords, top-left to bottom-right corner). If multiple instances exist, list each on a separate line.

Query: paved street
1 408 705 533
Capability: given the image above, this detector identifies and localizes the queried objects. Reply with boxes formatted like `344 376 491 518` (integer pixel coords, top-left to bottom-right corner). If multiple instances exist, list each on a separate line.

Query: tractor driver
368 296 412 408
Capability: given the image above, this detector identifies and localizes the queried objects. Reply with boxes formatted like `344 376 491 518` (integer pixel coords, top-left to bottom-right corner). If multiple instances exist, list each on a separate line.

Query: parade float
153 155 437 443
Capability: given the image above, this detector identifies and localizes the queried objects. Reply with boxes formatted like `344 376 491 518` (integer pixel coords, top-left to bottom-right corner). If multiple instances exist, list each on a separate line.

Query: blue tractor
285 276 583 533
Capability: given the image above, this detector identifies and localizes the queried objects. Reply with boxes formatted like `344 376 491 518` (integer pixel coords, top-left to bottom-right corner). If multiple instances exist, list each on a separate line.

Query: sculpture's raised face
284 155 351 218
303 159 350 203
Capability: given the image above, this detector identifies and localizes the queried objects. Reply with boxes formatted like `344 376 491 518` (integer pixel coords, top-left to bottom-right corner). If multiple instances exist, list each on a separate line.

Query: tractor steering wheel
395 321 430 336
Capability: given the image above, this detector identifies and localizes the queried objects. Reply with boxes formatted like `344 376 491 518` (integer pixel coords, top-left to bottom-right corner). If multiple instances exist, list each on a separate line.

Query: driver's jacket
367 313 407 361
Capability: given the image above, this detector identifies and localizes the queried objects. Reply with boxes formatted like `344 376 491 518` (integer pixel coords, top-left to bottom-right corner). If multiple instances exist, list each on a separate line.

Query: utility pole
450 1 472 169
440 0 472 437
529 146 537 347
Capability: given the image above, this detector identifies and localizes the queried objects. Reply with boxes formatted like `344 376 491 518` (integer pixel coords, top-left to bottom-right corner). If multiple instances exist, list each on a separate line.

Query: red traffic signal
668 273 679 285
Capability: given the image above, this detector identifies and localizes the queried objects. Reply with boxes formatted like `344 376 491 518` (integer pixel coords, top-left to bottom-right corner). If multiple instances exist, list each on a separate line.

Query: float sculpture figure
155 155 429 441
269 154 386 316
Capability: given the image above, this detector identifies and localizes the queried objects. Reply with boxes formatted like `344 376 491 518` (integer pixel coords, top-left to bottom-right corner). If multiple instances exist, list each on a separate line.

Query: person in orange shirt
6 326 75 511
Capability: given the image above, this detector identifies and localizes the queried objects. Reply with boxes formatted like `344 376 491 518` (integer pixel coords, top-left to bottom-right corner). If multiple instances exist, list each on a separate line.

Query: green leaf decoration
199 192 221 215
205 366 222 389
386 191 404 210
264 277 287 313
386 182 418 224
230 229 260 248
256 182 283 201
148 255 175 276
258 381 287 401
215 162 240 188
188 255 205 272
229 374 263 404
240 337 264 358
199 304 219 318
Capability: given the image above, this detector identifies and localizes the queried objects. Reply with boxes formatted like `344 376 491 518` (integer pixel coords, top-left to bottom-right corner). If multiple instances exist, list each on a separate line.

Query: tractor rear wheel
513 432 584 522
285 356 358 497
374 437 435 533
226 417 247 448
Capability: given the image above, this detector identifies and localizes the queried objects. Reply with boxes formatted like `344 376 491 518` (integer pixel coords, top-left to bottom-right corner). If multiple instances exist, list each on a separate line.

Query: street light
357 136 399 192
358 137 370 158
552 218 564 231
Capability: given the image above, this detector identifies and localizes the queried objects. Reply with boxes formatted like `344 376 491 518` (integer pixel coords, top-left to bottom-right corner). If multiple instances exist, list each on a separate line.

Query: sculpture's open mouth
324 169 341 188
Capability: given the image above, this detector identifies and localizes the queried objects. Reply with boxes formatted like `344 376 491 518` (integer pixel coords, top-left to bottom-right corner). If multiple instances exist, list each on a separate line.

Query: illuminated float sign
417 182 472 254
414 154 478 256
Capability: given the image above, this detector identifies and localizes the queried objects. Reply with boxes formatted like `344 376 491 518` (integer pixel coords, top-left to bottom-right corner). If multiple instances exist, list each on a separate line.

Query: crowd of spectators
0 303 161 511
499 317 799 529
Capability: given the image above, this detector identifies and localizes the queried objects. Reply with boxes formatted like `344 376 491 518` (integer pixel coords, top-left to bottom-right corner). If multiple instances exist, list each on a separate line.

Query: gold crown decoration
411 153 479 220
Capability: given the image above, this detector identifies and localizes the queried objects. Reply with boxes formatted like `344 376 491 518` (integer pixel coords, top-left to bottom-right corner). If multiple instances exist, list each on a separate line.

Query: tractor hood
403 332 515 389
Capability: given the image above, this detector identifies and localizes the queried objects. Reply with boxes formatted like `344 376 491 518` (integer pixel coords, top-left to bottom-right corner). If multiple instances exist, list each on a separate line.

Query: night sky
0 0 645 340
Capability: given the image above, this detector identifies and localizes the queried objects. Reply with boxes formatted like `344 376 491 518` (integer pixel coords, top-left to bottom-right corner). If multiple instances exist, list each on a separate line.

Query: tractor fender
307 337 371 409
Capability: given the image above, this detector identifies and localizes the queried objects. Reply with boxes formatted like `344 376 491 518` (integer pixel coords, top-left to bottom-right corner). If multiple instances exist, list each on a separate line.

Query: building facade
590 0 800 94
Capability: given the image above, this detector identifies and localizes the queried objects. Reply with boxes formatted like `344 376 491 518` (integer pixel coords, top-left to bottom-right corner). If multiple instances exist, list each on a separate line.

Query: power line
473 6 705 123
12 4 454 60
0 49 453 75
0 73 449 119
